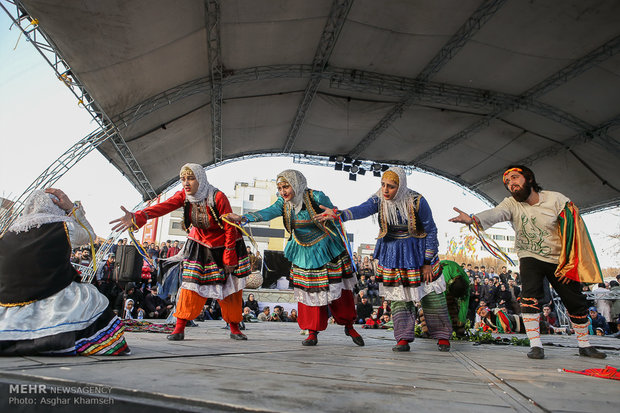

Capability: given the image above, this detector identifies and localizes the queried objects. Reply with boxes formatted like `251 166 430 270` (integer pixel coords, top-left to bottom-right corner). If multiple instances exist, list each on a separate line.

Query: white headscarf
277 169 307 214
123 299 135 320
181 163 217 206
8 189 71 233
375 166 417 225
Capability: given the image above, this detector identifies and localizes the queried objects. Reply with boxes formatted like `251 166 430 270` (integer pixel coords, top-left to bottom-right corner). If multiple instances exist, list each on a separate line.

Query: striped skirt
180 239 251 299
0 307 129 356
419 292 452 340
291 251 357 307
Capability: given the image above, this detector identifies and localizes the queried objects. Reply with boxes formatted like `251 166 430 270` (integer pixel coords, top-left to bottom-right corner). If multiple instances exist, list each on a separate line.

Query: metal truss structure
0 0 156 201
205 0 223 164
282 0 353 153
2 0 618 236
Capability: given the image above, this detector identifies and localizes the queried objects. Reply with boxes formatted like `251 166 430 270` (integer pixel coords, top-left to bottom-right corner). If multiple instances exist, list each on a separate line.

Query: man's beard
510 181 532 202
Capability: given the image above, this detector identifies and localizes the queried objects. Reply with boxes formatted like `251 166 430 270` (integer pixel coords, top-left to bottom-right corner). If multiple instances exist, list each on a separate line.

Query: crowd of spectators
70 242 620 337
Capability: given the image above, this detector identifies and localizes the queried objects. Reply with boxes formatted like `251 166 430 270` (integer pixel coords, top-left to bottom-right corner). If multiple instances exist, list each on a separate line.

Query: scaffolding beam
205 0 223 164
282 0 353 153
1 0 156 199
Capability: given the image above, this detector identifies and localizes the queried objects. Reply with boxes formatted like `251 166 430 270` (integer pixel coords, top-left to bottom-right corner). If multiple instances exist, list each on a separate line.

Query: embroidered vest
377 194 427 239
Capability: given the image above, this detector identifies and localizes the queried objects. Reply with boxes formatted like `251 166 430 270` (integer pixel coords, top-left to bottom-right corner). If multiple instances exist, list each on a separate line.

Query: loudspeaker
114 245 144 282
262 250 292 288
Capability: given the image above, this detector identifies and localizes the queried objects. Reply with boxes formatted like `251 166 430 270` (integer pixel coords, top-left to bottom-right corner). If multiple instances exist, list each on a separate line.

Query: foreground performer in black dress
0 189 130 356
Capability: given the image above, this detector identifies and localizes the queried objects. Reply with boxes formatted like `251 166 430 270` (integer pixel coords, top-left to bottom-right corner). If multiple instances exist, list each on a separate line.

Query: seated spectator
366 275 380 305
354 274 367 295
115 282 144 316
205 298 222 320
354 289 366 305
123 299 136 319
144 286 173 319
379 314 391 329
588 307 609 335
496 283 513 313
269 305 288 322
244 293 260 316
540 305 561 334
242 307 257 322
257 306 270 321
288 309 298 322
363 310 381 329
253 251 263 272
356 296 373 324
595 327 605 336
377 300 391 319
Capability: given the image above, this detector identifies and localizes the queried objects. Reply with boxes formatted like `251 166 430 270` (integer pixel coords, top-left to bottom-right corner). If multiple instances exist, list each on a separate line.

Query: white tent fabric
19 0 620 211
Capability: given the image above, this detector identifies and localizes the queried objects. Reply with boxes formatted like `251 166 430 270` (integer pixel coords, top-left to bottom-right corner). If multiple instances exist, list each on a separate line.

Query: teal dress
244 189 356 306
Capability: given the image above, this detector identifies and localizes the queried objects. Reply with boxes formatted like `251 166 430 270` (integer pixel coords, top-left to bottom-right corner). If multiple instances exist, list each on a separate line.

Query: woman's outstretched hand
225 213 245 223
315 205 337 222
109 206 134 232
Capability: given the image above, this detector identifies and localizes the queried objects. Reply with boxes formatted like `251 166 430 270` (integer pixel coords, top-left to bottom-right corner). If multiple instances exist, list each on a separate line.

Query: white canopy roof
20 0 620 211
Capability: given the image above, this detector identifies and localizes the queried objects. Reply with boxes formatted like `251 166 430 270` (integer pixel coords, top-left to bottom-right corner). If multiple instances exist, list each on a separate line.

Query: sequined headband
382 170 399 185
502 168 522 183
179 166 195 178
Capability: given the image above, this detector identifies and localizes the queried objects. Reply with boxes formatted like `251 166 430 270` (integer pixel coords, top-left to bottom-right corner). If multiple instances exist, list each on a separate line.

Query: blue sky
0 10 618 269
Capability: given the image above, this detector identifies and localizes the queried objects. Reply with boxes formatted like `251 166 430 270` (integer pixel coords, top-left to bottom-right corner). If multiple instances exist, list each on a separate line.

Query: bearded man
449 165 605 360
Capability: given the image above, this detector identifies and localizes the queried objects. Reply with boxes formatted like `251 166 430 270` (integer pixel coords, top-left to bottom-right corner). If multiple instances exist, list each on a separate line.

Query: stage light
343 165 351 172
352 160 361 166
358 168 366 175
381 165 389 172
329 155 337 162
334 163 343 171
373 171 381 177
350 165 359 174
344 156 353 164
335 155 345 163
348 173 357 181
372 163 382 171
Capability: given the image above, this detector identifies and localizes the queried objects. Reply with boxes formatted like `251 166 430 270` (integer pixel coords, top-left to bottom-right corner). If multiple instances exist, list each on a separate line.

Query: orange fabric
219 290 243 323
174 288 207 320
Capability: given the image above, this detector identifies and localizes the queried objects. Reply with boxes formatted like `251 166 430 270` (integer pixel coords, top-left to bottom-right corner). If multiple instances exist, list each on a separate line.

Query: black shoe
437 344 450 352
230 333 247 340
167 333 184 341
344 327 365 347
527 346 544 359
579 346 606 359
302 338 318 346
392 343 410 352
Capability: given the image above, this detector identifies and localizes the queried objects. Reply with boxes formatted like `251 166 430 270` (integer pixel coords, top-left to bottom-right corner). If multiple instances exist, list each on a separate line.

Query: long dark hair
503 164 542 192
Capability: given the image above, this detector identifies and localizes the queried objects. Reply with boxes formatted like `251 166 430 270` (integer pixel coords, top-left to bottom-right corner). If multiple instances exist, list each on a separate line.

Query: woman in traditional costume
318 167 452 351
111 163 251 341
228 169 364 347
0 189 130 356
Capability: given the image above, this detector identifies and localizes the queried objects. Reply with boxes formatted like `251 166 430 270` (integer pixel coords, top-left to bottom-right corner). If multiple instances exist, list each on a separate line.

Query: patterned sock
345 325 361 338
522 313 542 348
229 322 242 335
172 318 187 335
397 340 409 346
573 323 591 348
